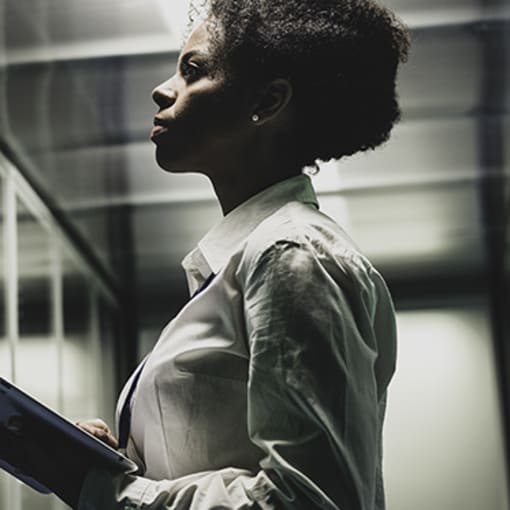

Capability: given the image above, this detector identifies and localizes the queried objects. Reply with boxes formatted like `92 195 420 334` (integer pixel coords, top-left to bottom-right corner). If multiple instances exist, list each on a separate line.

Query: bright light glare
157 0 194 47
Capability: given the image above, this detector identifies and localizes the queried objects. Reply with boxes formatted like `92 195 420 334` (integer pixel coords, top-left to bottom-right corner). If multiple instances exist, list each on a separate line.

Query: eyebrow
179 49 208 63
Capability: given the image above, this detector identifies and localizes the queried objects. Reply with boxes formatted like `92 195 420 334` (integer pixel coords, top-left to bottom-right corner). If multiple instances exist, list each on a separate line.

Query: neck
208 156 302 215
198 115 302 215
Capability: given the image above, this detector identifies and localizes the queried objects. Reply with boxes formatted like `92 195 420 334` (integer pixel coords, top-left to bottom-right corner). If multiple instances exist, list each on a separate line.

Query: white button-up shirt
79 174 397 510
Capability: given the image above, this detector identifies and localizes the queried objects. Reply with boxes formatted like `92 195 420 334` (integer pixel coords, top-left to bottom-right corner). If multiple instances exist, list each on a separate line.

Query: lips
151 117 169 140
151 124 168 139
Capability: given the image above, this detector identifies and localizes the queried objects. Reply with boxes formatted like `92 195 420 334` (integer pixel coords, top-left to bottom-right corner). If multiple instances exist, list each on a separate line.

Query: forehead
182 21 212 54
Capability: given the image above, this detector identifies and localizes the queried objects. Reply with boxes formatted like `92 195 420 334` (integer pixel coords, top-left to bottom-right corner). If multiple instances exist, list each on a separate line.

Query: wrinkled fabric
78 174 397 510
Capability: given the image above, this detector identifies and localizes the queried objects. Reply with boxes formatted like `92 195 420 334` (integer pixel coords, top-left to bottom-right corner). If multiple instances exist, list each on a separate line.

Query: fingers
77 418 110 432
75 419 119 450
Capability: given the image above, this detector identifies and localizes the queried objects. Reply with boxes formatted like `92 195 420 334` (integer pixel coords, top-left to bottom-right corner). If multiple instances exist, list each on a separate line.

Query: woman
13 0 410 508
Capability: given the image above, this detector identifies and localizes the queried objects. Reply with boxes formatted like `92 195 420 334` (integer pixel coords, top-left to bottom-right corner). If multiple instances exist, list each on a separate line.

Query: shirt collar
181 174 319 290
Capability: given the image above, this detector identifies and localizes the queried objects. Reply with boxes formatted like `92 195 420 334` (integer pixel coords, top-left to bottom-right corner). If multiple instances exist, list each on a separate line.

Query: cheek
178 83 246 130
178 99 225 131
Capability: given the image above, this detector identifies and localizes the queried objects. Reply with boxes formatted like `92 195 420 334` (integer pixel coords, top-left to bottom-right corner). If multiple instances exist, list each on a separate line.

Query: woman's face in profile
151 21 252 174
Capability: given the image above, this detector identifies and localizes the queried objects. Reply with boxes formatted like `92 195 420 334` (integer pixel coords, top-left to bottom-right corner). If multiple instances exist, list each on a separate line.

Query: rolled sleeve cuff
78 469 152 510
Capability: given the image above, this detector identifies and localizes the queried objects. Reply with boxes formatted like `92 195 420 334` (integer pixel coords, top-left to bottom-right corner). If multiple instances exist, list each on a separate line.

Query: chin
155 147 186 173
156 160 187 173
155 147 203 175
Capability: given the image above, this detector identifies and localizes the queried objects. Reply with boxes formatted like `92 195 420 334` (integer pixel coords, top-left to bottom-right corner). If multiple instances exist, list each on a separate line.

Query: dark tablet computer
0 377 137 494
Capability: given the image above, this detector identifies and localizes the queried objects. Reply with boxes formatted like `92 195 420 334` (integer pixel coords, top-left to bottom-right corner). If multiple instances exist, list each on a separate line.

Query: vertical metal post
4 173 17 383
50 234 67 510
90 287 103 418
3 169 21 510
51 233 64 414
475 15 510 496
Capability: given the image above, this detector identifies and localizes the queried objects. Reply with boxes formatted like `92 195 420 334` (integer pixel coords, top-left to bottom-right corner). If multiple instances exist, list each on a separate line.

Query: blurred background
0 0 508 508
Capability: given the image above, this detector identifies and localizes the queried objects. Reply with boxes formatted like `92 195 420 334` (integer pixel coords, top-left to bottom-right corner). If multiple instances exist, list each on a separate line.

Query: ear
252 78 293 125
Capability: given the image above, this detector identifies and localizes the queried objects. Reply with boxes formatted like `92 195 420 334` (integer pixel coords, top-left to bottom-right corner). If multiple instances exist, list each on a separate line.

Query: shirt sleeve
78 239 386 510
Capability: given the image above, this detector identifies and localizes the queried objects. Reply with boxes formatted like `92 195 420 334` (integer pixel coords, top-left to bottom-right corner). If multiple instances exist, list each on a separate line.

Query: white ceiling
4 0 509 64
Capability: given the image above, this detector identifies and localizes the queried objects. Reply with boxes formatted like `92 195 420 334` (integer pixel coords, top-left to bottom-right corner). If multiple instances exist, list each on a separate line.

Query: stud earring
251 114 260 123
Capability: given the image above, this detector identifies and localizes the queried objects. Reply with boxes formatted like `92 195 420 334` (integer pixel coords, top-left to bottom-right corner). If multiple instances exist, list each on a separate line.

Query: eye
180 58 203 81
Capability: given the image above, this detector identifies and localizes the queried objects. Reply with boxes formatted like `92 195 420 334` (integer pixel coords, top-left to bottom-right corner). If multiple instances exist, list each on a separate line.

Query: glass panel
0 175 7 374
97 297 120 430
0 173 8 510
15 198 56 510
62 280 122 433
61 250 96 422
16 199 56 403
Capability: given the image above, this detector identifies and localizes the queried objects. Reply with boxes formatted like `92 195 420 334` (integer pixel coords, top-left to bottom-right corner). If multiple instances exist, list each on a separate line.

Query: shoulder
235 201 376 289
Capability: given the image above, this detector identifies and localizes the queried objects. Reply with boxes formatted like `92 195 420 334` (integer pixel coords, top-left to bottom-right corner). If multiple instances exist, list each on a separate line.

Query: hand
76 418 119 450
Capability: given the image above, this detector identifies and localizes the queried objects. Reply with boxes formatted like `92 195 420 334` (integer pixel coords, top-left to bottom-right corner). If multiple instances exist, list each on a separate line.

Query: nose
152 77 177 109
